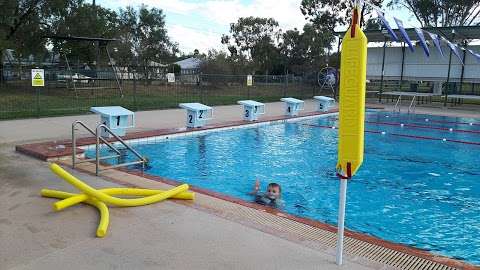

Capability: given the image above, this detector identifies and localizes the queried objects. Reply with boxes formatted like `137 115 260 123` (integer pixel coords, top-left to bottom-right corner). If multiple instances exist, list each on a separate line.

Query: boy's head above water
266 183 281 199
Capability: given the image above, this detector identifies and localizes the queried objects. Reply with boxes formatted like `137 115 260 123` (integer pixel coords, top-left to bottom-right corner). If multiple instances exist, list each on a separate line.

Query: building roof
335 25 480 43
175 57 202 69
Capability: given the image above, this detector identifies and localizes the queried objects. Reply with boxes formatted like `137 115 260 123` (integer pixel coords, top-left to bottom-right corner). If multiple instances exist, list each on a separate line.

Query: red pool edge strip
15 109 341 161
57 159 479 270
107 166 478 270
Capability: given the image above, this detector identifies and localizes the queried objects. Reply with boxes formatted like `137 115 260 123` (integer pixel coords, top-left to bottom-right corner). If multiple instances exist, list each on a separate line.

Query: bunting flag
414 28 430 57
427 32 444 58
468 49 480 63
394 17 414 52
443 38 464 64
376 10 398 41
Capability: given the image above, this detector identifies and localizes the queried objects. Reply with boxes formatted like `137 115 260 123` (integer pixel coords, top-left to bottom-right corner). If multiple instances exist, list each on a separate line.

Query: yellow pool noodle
336 22 368 178
49 188 194 211
49 163 189 207
41 189 109 238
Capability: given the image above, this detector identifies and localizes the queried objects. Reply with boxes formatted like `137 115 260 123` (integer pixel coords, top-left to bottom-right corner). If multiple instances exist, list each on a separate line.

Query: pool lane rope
41 163 194 237
302 124 480 146
335 1 367 265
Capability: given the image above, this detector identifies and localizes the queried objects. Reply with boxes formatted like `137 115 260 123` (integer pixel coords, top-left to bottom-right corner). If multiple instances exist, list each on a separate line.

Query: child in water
250 179 283 208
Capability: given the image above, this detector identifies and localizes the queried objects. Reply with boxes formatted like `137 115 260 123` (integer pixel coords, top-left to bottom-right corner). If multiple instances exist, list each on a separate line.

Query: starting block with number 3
237 100 265 121
179 103 213 128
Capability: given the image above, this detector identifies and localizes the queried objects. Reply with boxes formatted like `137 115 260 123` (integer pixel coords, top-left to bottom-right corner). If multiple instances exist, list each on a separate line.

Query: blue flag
394 17 414 52
376 10 398 41
444 38 464 64
427 32 444 58
414 28 430 57
468 49 480 63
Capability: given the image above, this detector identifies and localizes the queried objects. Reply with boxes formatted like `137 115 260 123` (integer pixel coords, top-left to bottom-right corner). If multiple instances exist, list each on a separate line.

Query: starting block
90 106 134 138
179 103 213 128
314 96 335 112
280 97 304 116
237 100 265 121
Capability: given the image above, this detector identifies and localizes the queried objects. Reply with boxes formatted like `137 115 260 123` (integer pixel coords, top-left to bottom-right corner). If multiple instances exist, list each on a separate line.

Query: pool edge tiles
58 158 478 270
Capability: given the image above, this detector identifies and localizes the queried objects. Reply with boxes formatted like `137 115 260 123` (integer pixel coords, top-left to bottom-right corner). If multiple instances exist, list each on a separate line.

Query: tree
300 0 384 30
49 3 119 65
221 17 281 74
389 0 480 27
117 5 178 68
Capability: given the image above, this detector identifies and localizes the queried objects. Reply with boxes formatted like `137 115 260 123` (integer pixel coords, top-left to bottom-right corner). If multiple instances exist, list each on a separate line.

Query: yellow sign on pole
31 69 45 87
247 75 253 86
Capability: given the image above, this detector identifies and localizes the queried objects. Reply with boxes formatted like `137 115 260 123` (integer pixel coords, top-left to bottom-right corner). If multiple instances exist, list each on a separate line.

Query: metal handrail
393 95 402 112
72 121 121 168
95 124 146 175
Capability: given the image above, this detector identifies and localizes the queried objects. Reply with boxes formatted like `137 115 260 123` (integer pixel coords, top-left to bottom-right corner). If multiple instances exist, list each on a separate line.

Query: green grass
0 80 319 120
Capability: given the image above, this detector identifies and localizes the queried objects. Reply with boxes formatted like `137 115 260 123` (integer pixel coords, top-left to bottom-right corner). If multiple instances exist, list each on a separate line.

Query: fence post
133 70 138 111
36 87 40 118
247 75 251 99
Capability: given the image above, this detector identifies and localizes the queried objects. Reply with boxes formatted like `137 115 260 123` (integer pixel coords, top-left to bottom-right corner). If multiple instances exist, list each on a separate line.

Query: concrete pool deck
2 100 480 270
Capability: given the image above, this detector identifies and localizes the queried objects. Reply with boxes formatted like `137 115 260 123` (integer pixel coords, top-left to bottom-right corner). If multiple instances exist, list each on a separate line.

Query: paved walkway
0 100 378 270
1 101 479 270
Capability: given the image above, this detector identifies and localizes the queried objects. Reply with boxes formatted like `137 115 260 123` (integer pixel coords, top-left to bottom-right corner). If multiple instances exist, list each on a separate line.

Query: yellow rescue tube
49 163 189 207
41 189 109 237
336 23 368 177
42 188 195 211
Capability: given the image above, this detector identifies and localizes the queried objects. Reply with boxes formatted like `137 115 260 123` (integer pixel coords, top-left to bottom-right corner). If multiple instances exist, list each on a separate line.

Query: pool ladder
393 95 417 113
72 121 147 175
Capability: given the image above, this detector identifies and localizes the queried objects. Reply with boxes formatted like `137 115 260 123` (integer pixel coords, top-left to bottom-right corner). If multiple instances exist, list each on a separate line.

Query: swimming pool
87 111 480 265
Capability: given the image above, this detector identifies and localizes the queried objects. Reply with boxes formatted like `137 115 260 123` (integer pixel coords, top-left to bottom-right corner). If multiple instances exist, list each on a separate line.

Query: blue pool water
88 111 480 265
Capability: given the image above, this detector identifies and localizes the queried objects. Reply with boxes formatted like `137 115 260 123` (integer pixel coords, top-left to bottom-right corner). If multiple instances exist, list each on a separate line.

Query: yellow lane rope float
42 163 195 237
336 4 368 179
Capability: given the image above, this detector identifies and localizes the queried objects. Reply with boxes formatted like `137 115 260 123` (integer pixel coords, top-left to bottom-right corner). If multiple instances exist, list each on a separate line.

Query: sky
97 0 414 54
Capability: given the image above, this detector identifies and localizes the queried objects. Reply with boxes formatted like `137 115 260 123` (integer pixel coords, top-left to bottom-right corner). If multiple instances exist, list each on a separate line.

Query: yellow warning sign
247 75 253 86
31 69 45 87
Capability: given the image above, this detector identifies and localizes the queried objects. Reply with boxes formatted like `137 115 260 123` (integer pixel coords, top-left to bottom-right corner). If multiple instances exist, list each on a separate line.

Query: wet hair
267 183 281 193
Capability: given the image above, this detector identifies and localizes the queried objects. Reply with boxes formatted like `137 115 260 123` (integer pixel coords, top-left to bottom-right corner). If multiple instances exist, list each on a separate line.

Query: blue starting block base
280 97 304 116
179 103 213 128
313 96 335 112
237 100 265 121
90 106 135 138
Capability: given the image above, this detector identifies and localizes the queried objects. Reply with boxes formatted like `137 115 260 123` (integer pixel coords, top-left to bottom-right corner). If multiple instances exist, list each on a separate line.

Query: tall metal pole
459 41 467 94
444 30 455 107
336 178 348 265
399 42 406 91
379 37 387 102
335 37 342 100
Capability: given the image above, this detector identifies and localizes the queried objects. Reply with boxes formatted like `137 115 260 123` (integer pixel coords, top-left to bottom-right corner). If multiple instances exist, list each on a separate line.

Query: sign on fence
31 69 45 87
167 73 175 83
247 75 253 86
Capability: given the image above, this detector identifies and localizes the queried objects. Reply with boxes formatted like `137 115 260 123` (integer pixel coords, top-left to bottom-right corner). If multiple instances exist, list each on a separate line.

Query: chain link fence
0 67 328 120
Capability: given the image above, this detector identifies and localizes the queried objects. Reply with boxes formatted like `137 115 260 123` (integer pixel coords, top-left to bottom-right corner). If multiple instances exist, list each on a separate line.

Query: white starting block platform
90 106 135 138
280 97 304 116
313 96 335 112
179 103 213 128
237 100 265 121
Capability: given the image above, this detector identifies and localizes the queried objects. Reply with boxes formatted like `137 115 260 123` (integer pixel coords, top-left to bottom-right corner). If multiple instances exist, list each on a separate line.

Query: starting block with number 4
314 96 335 112
179 103 213 128
237 100 265 121
280 97 304 116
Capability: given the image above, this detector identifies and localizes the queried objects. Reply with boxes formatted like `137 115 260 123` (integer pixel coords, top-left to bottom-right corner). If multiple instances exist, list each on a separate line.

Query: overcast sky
97 0 414 54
